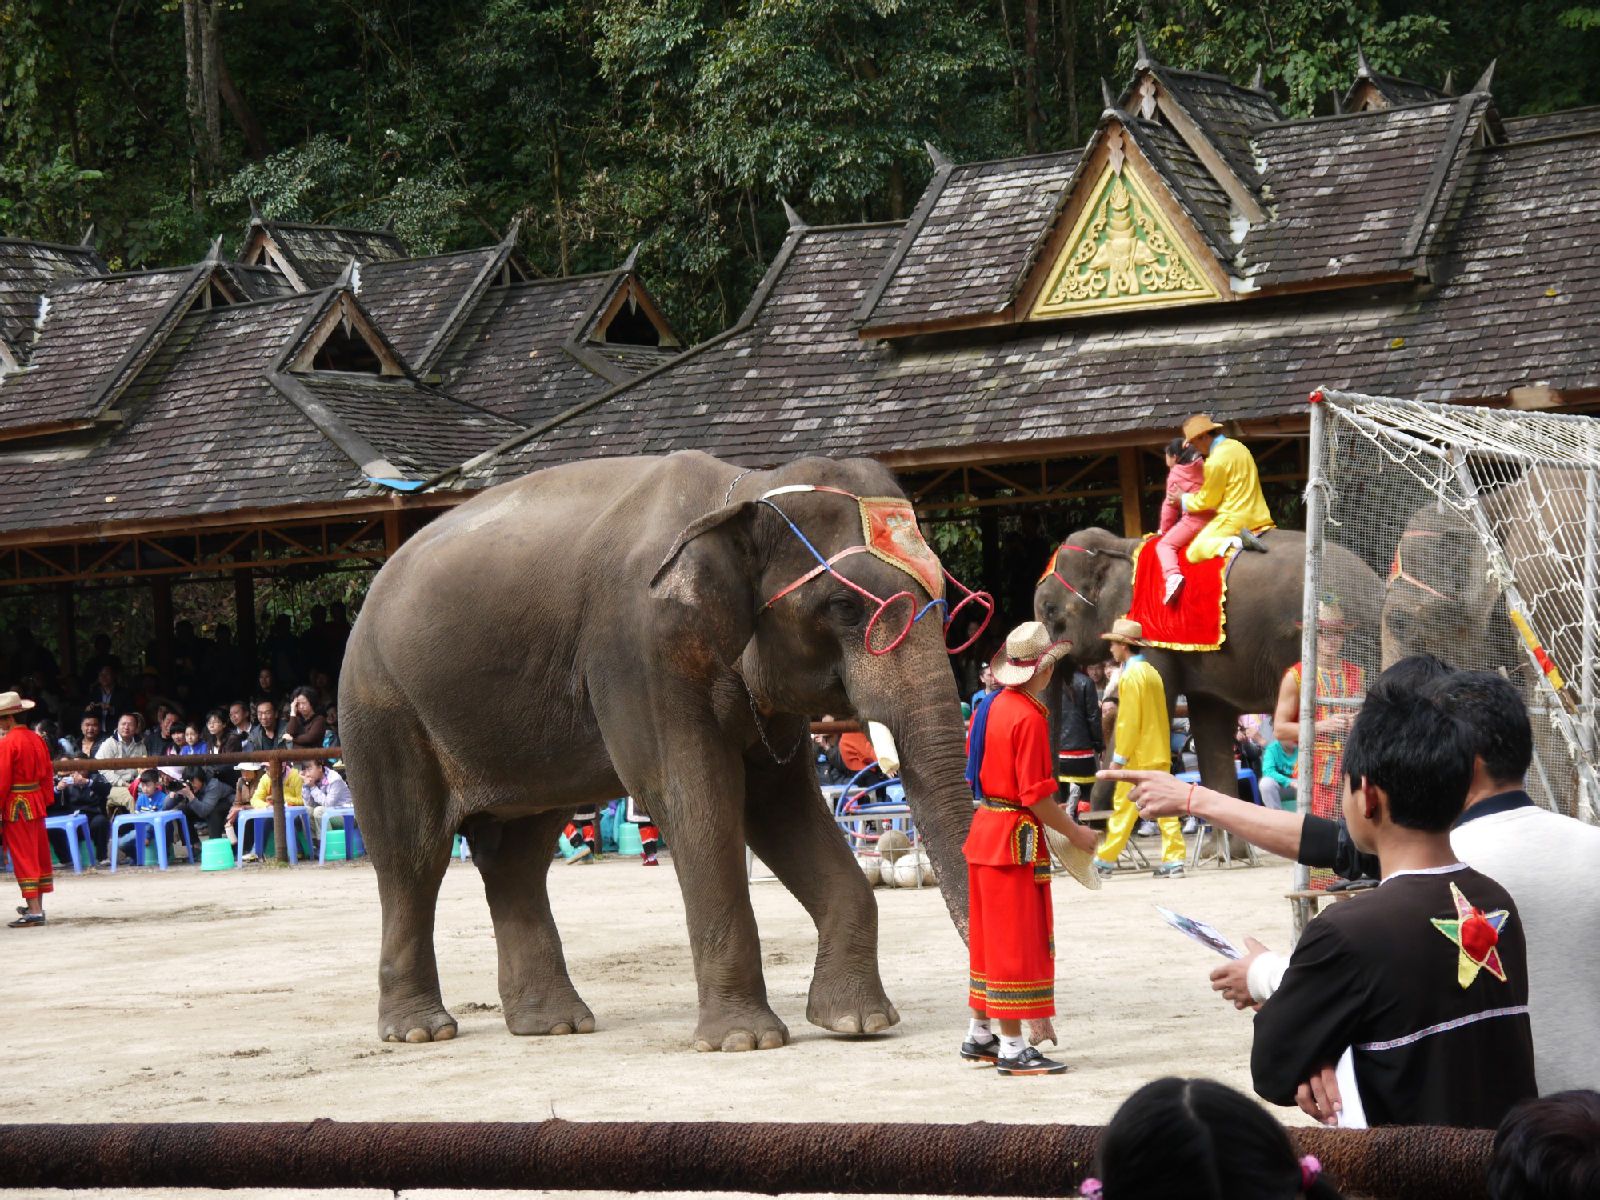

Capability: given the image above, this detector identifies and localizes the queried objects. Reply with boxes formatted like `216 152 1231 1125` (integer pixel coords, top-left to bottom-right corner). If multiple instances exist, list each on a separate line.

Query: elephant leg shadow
473 810 595 1036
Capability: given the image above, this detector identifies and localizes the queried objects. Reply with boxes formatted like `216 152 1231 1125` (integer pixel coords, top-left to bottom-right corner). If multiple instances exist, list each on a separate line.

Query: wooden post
55 585 77 681
152 577 174 683
271 761 288 865
1118 448 1145 537
234 569 256 671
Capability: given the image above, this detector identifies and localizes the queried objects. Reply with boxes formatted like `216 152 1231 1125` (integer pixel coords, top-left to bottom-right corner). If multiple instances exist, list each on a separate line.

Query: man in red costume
962 622 1099 1076
1 690 54 927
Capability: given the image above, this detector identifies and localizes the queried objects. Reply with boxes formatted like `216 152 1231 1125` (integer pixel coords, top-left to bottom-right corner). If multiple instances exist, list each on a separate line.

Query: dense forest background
3 0 1600 342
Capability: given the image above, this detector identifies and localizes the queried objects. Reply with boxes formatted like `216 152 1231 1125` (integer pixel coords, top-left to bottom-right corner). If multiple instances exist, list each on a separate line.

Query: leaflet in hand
1155 905 1244 959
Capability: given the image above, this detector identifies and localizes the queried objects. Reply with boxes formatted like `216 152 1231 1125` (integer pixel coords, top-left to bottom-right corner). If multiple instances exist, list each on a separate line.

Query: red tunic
1 723 55 901
964 688 1055 877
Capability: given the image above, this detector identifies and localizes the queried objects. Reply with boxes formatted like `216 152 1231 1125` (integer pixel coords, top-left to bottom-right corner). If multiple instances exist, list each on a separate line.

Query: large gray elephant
1380 503 1518 672
339 452 982 1050
1034 528 1383 797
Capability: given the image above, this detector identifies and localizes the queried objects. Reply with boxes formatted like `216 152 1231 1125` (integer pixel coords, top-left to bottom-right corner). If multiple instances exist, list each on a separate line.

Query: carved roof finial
205 234 224 263
923 140 951 170
79 223 96 249
620 241 642 272
499 216 523 248
1100 77 1116 110
248 195 261 221
1356 45 1374 79
382 213 396 233
1442 69 1455 96
1472 59 1496 95
1135 31 1153 69
1250 64 1264 91
333 256 362 294
1332 88 1344 116
781 197 806 230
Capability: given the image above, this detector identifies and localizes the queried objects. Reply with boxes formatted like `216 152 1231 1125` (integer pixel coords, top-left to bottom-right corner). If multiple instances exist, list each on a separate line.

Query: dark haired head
138 768 161 787
1429 671 1533 788
1092 1077 1343 1199
291 685 320 710
1488 1090 1600 1200
1343 683 1474 831
1165 437 1198 465
182 764 207 785
1368 654 1452 703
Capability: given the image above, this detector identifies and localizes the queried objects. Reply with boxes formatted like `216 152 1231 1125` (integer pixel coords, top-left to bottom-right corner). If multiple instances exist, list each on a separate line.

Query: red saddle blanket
1127 534 1236 652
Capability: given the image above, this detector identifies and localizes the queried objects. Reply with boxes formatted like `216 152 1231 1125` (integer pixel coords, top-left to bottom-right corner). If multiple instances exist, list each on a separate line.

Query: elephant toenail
574 1016 595 1034
722 1031 757 1052
434 1025 456 1041
758 1030 786 1050
405 1028 431 1043
693 1039 716 1053
831 1015 861 1035
863 1013 890 1034
550 1022 573 1035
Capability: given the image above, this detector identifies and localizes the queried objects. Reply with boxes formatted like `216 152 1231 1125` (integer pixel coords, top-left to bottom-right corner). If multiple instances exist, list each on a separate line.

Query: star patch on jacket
1430 880 1510 989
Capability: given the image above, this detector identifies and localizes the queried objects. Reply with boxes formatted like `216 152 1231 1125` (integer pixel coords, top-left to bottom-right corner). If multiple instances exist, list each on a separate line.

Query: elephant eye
829 593 864 623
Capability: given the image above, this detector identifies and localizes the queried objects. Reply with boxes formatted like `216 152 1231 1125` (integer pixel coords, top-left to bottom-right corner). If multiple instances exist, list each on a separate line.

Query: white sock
967 1018 993 1042
999 1033 1027 1059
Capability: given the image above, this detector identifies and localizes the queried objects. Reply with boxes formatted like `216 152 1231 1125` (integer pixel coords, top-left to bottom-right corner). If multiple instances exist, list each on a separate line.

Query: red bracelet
1186 783 1196 816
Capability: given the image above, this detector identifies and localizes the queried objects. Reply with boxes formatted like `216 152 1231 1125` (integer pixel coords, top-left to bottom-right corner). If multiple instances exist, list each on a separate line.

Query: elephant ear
650 501 755 593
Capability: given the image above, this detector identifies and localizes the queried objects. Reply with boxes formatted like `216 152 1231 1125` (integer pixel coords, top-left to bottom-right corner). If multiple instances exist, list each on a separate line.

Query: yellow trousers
1095 781 1185 865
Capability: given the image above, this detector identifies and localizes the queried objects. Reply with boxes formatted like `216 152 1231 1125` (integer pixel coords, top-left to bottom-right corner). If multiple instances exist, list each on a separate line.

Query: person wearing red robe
962 622 1098 1076
1 691 54 927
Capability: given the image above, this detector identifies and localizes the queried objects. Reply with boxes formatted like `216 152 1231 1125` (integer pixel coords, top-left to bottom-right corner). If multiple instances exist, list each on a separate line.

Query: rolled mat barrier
0 1120 1491 1198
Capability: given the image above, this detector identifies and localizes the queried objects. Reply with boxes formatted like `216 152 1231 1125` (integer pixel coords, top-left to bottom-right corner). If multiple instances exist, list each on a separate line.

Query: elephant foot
380 1004 458 1044
692 1005 789 1052
806 977 900 1036
504 996 596 1037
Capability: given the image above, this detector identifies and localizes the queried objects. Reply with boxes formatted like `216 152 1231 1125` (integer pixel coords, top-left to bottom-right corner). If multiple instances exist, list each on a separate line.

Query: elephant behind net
1307 393 1600 822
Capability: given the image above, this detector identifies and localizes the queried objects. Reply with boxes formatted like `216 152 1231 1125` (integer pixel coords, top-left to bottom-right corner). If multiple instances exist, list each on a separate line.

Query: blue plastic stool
317 806 365 863
237 807 313 865
109 811 194 871
44 813 94 873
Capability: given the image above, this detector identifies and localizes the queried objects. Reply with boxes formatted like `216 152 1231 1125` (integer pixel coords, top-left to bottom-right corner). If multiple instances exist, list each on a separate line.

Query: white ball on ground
893 849 935 888
877 829 911 863
858 853 884 886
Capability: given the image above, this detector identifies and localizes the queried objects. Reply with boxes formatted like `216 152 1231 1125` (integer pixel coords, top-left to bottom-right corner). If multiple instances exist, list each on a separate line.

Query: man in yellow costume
1094 618 1185 878
1171 414 1274 563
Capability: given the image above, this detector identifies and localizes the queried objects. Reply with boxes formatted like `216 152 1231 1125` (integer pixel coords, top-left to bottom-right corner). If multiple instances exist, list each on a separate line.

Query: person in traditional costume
1094 618 1185 878
961 621 1098 1076
0 690 54 928
563 806 599 863
1168 414 1273 574
625 797 661 867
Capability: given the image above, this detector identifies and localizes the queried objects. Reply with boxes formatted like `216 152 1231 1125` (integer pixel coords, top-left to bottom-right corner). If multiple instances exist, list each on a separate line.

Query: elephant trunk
884 696 974 943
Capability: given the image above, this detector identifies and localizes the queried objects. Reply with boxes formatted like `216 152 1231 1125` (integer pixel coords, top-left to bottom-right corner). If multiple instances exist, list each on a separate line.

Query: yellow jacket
1182 435 1274 562
1111 657 1170 771
250 769 305 808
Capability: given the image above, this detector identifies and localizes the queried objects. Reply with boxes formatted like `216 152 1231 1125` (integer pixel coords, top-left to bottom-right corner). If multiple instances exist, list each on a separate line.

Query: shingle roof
434 273 632 425
1128 118 1236 260
256 221 408 288
218 263 298 301
0 267 200 432
358 248 500 368
454 125 1600 481
1347 71 1450 111
1241 97 1488 286
1503 107 1600 140
1148 67 1282 188
0 238 106 360
857 152 1077 330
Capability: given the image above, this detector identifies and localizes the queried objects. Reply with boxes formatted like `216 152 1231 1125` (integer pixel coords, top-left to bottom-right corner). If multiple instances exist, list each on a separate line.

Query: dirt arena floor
3 841 1307 1198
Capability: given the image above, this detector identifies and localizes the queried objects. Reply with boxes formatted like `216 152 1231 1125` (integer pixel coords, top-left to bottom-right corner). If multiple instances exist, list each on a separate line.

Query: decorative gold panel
1030 162 1220 319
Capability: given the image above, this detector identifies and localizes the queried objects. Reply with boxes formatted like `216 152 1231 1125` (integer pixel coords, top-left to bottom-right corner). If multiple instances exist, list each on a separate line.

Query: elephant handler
1168 414 1274 570
0 690 54 928
1095 618 1186 879
961 621 1099 1077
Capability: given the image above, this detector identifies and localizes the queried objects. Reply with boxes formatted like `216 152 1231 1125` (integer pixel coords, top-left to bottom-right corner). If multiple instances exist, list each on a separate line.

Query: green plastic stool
200 838 236 871
616 822 643 856
324 829 347 861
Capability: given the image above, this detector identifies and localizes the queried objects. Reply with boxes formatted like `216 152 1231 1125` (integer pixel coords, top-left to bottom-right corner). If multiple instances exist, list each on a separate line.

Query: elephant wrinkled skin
339 452 976 1050
1035 528 1383 800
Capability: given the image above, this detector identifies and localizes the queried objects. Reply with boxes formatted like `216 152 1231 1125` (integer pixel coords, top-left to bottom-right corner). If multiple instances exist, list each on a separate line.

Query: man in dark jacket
1055 665 1105 813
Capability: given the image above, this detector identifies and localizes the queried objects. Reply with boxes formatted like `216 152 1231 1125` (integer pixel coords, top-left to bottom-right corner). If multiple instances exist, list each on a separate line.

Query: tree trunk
1024 0 1041 153
218 47 268 159
183 0 203 207
200 0 224 176
551 138 569 275
1061 0 1079 145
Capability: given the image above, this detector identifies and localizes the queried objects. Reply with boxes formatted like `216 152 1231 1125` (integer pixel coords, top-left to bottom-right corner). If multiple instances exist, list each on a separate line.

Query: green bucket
200 838 236 871
324 829 347 860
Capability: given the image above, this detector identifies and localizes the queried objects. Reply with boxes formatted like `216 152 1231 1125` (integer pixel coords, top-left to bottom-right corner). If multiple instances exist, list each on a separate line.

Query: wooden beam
1118 448 1144 537
384 511 404 556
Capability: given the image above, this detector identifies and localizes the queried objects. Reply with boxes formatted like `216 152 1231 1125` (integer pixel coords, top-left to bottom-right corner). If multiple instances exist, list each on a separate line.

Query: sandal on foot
8 913 46 928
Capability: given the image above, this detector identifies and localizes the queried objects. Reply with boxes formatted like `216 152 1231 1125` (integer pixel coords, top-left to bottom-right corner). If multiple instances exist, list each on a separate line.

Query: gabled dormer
1344 48 1452 113
281 273 407 378
238 213 408 291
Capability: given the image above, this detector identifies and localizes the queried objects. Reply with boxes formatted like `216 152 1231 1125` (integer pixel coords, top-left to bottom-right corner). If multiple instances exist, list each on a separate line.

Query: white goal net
1302 389 1600 824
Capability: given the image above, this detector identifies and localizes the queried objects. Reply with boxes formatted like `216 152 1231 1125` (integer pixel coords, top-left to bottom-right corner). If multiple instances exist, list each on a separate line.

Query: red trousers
967 862 1054 1018
3 812 53 900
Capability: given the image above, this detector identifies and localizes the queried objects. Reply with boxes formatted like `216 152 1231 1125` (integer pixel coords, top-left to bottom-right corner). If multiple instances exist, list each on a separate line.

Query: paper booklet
1155 905 1245 959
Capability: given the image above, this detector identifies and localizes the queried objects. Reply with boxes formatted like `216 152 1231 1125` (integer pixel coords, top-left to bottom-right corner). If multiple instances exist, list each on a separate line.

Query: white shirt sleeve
1247 950 1290 1004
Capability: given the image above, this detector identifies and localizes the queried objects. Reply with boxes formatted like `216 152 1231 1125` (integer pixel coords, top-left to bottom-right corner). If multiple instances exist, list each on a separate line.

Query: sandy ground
3 841 1305 1197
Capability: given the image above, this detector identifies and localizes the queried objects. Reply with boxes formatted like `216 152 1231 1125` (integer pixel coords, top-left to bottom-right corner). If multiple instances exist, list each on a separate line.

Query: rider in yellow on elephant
1173 414 1273 563
1095 618 1185 878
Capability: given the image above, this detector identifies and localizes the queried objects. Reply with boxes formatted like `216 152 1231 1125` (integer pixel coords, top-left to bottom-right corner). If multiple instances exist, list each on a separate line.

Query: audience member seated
96 712 144 817
283 686 327 747
229 759 305 863
1080 1077 1345 1200
1258 737 1295 810
244 698 279 752
84 664 132 732
301 758 352 827
1488 1090 1600 1200
166 764 234 842
113 768 171 864
142 706 182 756
48 743 112 864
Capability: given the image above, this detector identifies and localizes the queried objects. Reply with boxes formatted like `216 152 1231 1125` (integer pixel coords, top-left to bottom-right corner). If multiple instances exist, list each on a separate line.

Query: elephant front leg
473 811 595 1036
743 757 898 1037
1189 699 1242 796
646 787 788 1052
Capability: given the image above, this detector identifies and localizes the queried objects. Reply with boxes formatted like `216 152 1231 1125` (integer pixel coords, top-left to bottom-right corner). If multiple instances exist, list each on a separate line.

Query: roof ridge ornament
1332 87 1344 116
205 235 224 263
499 216 523 248
1356 46 1374 79
333 256 362 295
1250 64 1264 91
1443 69 1455 95
79 223 96 249
1472 59 1496 95
248 195 262 221
781 197 806 230
1100 77 1116 111
620 241 642 272
1135 31 1153 69
923 140 951 170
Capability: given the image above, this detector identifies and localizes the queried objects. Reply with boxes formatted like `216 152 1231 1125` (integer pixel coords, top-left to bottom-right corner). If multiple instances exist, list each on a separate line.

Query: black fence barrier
0 1119 1492 1198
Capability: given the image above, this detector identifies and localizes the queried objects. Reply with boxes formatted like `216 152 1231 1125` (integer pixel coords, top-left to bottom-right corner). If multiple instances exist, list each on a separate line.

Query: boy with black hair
1250 683 1537 1128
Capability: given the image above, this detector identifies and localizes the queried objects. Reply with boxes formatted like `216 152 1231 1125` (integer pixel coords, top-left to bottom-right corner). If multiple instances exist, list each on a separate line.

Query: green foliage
1 1 1598 340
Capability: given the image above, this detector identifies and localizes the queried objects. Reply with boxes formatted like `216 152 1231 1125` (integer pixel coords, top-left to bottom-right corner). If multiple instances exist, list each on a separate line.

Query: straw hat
1297 598 1353 632
1182 413 1225 444
991 621 1072 687
236 761 264 773
1102 616 1146 646
0 691 37 717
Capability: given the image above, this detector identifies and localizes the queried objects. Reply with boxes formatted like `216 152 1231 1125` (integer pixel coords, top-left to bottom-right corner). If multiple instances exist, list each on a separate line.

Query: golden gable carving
1030 162 1219 319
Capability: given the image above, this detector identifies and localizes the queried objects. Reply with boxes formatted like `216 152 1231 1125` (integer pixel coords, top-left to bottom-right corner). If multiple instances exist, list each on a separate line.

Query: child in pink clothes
1157 437 1209 604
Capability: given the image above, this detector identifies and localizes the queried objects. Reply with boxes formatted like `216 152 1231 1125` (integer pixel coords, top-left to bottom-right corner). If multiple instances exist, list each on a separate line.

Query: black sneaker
996 1045 1068 1076
960 1034 1001 1063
